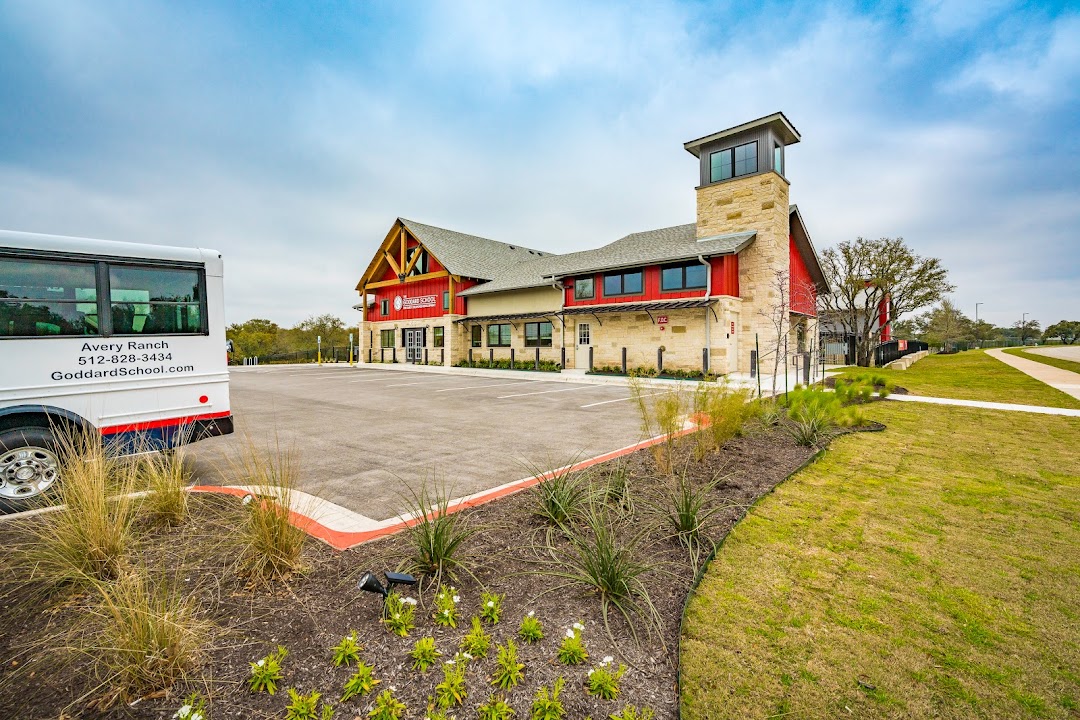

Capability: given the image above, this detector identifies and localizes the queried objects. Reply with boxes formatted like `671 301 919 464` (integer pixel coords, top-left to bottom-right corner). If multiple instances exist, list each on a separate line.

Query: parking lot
189 365 648 521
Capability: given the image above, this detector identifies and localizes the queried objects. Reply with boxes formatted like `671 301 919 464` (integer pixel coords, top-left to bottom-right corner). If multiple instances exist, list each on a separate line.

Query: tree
1044 320 1079 345
971 319 999 346
916 299 971 349
227 318 282 360
1014 318 1041 344
757 269 790 398
819 237 953 366
293 314 349 351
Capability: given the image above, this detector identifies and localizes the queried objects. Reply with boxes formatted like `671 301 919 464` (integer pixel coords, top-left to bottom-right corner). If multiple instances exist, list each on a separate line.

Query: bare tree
757 269 790 398
819 237 953 366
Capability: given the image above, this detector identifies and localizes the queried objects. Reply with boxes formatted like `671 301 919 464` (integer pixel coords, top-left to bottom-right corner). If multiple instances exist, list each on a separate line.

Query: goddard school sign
393 294 437 311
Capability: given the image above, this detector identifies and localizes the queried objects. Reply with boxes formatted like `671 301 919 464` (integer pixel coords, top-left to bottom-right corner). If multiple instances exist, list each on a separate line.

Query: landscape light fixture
357 570 418 609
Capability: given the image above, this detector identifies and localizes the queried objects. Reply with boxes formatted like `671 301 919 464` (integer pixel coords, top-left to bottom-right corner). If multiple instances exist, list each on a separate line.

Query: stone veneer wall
696 171 792 373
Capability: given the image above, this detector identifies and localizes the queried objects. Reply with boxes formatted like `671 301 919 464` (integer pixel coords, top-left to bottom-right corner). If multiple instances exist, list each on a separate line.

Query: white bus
0 230 233 511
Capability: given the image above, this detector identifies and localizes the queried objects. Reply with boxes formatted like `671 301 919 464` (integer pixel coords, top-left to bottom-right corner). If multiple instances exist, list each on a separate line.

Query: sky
1 0 1077 330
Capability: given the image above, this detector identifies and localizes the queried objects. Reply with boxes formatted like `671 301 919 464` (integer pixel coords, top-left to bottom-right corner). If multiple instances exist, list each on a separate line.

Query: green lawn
1004 347 1080 376
681 402 1080 719
834 350 1080 409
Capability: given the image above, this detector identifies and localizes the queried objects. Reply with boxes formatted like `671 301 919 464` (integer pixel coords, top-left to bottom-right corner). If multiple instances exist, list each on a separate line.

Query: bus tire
0 427 62 513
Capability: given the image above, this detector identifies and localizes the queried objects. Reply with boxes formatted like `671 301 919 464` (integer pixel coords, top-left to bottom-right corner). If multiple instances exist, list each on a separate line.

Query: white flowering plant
479 591 503 624
368 688 406 720
586 656 626 700
410 636 441 672
382 592 417 637
476 693 514 720
248 645 288 694
530 677 566 720
284 687 332 720
556 622 588 665
518 610 543 643
331 630 362 667
433 585 460 628
460 616 491 658
490 639 525 690
171 692 208 720
434 656 468 709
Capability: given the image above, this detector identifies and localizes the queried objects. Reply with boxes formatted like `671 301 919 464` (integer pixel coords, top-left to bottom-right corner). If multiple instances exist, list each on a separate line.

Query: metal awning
559 299 715 316
452 311 559 324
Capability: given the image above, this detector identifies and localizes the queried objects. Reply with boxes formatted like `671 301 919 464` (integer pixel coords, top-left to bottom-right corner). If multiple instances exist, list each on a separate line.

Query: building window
773 142 783 175
487 323 511 347
380 298 389 316
433 326 444 348
734 141 757 177
603 270 643 297
380 329 395 348
577 322 590 346
661 263 708 292
470 325 482 347
525 321 553 347
710 141 758 183
574 277 594 300
443 291 450 311
407 247 429 276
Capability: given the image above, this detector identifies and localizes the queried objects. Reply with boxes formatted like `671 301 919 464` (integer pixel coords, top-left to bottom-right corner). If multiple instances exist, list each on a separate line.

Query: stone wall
696 171 792 373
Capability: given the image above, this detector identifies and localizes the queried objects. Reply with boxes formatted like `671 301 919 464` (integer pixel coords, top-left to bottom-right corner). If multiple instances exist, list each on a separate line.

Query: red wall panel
789 236 817 316
564 255 739 307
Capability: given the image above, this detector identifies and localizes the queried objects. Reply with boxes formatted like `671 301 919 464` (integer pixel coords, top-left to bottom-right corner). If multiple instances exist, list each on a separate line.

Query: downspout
552 278 566 365
698 256 712 371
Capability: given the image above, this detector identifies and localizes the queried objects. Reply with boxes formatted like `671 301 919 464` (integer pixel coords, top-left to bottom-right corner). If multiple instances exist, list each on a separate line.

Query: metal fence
873 339 930 367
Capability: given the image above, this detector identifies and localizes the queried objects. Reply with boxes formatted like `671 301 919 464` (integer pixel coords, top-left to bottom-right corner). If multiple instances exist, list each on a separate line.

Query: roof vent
508 246 515 250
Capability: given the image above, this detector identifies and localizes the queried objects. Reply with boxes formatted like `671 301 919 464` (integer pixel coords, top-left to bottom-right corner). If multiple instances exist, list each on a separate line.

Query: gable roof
399 218 551 281
457 225 755 297
789 205 829 293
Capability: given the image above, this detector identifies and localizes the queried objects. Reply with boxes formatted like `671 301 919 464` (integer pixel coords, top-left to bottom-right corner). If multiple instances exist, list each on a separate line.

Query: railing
873 339 930 366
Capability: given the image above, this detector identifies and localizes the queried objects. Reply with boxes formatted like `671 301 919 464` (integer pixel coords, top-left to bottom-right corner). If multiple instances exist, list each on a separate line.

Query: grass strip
1003 347 1080 376
680 402 1080 719
834 350 1080 409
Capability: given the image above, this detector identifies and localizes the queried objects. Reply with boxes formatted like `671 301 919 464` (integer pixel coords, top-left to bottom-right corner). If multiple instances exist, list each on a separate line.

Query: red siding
879 295 891 341
371 276 475 322
789 236 817 316
564 256 739 307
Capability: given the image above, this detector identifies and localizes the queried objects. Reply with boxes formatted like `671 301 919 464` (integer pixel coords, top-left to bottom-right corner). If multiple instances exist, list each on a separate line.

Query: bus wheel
0 428 62 513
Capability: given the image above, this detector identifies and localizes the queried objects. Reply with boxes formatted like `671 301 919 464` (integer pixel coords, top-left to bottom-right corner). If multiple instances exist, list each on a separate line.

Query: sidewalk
886 393 1080 417
985 348 1080 401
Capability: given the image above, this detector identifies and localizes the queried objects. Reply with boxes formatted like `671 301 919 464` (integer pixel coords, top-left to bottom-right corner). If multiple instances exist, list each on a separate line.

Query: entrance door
404 328 424 363
576 322 591 370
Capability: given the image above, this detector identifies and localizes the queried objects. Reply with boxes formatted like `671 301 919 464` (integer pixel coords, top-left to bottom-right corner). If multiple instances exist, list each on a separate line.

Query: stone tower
683 112 800 373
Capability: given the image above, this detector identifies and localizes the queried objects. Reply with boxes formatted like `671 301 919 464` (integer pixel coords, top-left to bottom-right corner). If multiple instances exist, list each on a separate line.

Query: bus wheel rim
0 447 61 499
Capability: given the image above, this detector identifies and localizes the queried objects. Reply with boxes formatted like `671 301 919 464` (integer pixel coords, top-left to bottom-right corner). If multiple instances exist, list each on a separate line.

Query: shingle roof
457 224 755 297
399 218 551 281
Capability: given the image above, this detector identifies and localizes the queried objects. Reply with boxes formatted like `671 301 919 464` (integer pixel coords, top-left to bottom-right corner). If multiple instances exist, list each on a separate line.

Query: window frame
602 270 644 297
406 247 429 277
487 323 511 347
660 262 708 292
470 325 483 348
433 325 445 348
573 277 594 300
709 141 759 183
524 321 553 348
380 298 389 317
380 329 395 348
443 290 450 311
773 142 783 175
0 250 209 340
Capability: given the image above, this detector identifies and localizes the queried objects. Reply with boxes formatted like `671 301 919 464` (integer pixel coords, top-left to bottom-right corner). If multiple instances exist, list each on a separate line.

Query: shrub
138 447 191 526
432 585 461 627
232 439 306 582
249 645 288 694
491 639 525 690
285 688 323 720
171 691 208 720
460 616 491 658
91 567 208 700
782 386 863 446
526 458 591 529
758 399 786 426
331 631 362 667
340 661 379 701
401 478 480 581
691 383 754 457
410 636 440 672
586 657 626 700
477 694 515 720
434 656 468 708
556 622 588 665
382 592 416 637
519 611 543 643
610 705 655 720
530 677 566 720
20 431 138 586
628 376 685 474
479 591 503 624
601 464 634 516
368 689 405 719
664 471 727 572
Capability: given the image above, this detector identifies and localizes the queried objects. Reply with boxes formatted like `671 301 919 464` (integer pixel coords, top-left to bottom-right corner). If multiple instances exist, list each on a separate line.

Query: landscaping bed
0 419 820 719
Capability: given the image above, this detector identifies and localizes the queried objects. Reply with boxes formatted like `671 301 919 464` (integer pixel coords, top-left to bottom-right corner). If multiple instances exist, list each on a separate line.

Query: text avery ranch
79 340 173 354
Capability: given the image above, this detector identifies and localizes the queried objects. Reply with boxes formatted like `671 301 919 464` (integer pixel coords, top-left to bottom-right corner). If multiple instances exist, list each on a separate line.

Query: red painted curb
191 426 698 551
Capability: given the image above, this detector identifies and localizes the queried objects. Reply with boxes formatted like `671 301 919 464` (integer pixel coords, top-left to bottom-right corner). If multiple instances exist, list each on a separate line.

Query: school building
355 112 828 376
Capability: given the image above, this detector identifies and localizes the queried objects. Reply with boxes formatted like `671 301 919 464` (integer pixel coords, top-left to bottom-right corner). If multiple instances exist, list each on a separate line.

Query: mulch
0 422 821 720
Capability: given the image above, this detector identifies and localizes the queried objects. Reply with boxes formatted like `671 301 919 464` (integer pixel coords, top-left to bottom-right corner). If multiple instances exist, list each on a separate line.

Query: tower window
709 141 758 183
774 142 783 174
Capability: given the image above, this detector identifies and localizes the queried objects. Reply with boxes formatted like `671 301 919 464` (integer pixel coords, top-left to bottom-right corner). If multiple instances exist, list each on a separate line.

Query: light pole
1021 312 1028 345
975 302 983 347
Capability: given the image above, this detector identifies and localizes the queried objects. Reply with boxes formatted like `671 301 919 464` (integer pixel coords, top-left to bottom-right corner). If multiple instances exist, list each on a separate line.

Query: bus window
109 265 204 334
0 257 99 336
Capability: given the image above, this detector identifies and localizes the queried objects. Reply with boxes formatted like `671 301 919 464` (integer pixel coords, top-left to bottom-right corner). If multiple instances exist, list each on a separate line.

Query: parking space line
385 379 452 387
497 385 596 399
580 391 667 408
435 380 547 393
348 374 411 383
